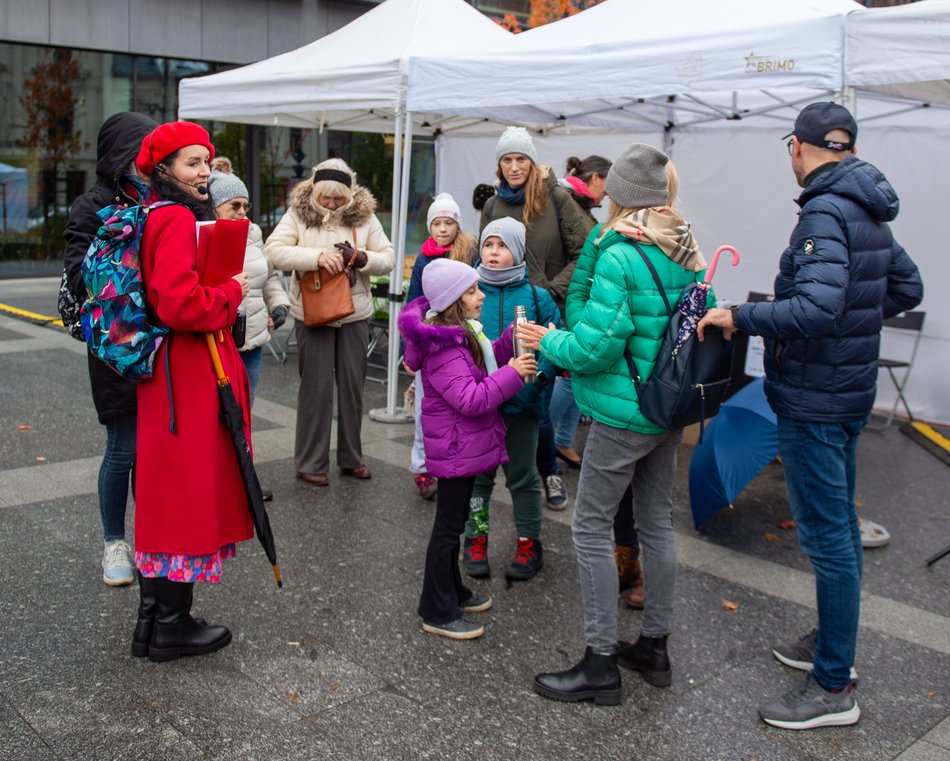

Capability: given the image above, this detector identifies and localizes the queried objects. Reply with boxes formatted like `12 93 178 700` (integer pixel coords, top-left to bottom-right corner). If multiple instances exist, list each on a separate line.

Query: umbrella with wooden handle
205 331 282 588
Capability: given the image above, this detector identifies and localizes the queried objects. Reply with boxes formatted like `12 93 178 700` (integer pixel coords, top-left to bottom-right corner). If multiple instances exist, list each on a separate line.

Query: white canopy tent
179 0 514 420
406 0 950 424
409 0 864 133
180 0 950 423
846 0 950 107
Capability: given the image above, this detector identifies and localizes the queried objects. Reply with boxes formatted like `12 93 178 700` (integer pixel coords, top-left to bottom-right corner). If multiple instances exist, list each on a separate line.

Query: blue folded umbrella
688 377 777 529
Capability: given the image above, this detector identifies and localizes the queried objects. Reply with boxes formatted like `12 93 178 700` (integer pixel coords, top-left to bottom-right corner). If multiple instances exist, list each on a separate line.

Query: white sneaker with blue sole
102 539 134 586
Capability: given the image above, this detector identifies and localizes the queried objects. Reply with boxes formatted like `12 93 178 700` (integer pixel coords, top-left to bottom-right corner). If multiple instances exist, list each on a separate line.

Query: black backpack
623 242 734 440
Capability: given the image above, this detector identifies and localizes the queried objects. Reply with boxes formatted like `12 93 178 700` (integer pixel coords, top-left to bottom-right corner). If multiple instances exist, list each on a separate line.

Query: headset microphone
153 163 209 196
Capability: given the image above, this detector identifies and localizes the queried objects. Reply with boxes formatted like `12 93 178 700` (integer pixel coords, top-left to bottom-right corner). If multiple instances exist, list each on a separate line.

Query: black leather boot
533 647 622 705
132 572 159 657
617 634 672 687
148 578 232 663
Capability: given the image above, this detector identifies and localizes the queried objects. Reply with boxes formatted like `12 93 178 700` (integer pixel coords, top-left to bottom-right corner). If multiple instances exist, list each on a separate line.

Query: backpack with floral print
80 201 173 380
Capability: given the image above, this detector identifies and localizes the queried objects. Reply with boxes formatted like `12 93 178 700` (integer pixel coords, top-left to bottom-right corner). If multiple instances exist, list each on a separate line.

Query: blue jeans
550 375 582 448
99 414 136 542
241 347 262 407
777 415 866 691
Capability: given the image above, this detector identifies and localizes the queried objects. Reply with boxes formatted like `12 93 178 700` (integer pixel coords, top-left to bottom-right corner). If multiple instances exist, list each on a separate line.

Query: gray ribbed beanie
479 217 526 265
605 143 670 209
208 170 249 208
495 126 539 164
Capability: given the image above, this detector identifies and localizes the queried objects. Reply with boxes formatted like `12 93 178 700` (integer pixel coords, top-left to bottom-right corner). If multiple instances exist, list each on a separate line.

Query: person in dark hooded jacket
62 111 158 587
698 102 923 731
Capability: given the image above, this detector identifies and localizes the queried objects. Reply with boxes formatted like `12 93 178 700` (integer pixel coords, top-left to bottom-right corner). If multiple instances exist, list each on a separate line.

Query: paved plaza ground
0 277 948 761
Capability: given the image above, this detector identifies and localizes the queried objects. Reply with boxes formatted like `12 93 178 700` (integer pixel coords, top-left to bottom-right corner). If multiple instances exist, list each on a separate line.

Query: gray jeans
571 421 682 654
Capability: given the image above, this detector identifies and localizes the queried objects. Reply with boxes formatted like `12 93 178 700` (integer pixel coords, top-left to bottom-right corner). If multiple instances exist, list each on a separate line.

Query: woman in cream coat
265 158 394 486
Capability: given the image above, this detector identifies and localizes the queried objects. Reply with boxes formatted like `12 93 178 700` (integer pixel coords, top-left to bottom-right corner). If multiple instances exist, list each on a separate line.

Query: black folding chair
872 311 925 429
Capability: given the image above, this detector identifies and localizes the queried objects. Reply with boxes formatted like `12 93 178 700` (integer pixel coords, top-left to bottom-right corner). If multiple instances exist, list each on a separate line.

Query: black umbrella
205 332 282 588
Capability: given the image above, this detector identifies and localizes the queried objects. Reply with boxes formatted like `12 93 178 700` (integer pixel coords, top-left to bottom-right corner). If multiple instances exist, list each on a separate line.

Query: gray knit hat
208 170 249 208
495 126 539 164
605 143 670 209
479 217 526 265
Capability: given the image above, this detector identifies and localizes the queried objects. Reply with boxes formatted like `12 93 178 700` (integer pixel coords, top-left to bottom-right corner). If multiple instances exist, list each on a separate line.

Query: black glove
270 306 288 330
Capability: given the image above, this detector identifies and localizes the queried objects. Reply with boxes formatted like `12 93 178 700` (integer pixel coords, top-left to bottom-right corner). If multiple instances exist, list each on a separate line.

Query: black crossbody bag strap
623 241 673 383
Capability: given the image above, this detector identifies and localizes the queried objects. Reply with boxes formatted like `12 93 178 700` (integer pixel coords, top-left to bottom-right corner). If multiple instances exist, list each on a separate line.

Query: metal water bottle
512 305 536 384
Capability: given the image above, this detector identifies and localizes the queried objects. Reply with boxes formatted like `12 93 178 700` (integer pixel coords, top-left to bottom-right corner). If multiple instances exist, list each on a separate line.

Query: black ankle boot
148 578 232 663
617 634 672 687
533 647 622 705
132 572 158 657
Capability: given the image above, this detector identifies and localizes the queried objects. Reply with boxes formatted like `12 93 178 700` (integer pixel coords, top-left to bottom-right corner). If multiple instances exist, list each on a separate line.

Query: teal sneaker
102 540 134 586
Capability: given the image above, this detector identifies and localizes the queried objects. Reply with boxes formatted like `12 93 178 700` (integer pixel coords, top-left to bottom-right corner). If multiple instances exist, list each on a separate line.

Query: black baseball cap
783 102 857 151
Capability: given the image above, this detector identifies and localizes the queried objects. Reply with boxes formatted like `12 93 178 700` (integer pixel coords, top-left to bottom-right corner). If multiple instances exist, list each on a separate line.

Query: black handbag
623 242 734 440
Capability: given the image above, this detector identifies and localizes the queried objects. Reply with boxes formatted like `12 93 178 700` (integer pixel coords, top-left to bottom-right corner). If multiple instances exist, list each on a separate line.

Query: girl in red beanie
130 120 253 663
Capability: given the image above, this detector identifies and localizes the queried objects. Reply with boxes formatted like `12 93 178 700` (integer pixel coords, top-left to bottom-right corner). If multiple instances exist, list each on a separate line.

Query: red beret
135 121 214 176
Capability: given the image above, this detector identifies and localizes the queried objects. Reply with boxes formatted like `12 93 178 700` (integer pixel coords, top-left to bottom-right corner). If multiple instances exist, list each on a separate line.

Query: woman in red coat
131 121 252 662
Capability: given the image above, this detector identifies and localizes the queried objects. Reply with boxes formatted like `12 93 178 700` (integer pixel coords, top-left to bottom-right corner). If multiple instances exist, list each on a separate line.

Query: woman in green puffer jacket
520 144 710 706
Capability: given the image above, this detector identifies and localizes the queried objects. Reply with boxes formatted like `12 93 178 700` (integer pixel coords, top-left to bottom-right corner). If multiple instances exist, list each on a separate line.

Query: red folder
197 218 249 286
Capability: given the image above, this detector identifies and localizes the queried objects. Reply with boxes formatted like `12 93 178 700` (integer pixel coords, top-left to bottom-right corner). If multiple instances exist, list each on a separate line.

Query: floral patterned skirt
135 544 236 584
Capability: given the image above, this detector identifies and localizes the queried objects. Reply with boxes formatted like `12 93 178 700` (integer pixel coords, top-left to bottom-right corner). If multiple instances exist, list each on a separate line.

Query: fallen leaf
35 456 47 464
288 692 300 703
778 520 796 531
856 499 864 508
764 532 782 542
330 682 341 691
16 425 31 431
722 599 740 611
928 689 937 698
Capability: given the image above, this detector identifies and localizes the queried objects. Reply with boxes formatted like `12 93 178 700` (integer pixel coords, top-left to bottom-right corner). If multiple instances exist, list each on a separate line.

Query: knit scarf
421 237 452 258
609 207 707 272
477 262 526 287
465 318 498 374
496 180 525 206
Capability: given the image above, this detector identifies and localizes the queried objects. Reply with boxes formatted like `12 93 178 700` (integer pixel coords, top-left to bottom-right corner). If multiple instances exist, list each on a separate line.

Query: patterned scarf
609 207 707 272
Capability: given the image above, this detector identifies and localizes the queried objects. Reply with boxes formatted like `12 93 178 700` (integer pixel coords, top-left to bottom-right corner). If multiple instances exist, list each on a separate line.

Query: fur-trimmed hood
398 296 469 371
288 179 377 229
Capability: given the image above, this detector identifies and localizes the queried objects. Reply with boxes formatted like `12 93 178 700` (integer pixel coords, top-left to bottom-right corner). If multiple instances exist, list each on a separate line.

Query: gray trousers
294 319 369 475
572 420 682 654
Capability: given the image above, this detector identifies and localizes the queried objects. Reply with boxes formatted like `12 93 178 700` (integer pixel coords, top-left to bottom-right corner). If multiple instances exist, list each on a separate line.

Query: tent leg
370 110 414 424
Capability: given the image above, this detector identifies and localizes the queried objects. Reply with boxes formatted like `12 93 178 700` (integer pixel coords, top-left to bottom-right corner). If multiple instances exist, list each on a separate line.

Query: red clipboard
197 218 249 286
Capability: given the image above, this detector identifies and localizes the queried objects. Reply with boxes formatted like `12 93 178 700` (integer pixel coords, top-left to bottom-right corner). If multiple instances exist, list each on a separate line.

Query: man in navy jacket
699 102 923 730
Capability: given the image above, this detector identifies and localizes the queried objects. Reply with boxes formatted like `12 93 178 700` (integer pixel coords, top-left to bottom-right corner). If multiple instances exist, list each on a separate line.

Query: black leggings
417 476 476 624
613 485 640 549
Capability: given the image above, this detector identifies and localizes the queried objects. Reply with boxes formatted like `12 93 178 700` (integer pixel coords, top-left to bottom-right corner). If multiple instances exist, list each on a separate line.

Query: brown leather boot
624 579 645 610
615 545 642 591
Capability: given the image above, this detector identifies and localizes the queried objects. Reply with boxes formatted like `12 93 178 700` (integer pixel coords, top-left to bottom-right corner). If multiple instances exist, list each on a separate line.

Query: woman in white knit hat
482 126 593 511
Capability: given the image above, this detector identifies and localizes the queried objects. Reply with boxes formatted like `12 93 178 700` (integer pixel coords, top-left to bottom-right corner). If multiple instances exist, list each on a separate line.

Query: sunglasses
228 200 251 213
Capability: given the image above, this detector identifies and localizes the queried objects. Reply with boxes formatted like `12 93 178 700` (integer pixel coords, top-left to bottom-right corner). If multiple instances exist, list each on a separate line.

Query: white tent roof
846 0 950 107
178 0 511 134
408 0 863 130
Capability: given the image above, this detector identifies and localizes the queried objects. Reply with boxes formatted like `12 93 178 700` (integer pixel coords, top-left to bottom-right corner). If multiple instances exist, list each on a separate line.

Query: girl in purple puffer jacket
398 258 537 641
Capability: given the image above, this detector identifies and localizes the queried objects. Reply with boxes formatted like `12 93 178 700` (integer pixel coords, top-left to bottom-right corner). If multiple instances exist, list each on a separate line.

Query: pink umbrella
675 245 741 351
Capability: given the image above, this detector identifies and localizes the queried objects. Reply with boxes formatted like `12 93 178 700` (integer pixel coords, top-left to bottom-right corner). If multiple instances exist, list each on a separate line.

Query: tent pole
370 110 414 423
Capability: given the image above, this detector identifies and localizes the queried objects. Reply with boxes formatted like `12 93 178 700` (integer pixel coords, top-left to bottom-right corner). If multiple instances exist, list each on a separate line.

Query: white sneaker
102 540 134 586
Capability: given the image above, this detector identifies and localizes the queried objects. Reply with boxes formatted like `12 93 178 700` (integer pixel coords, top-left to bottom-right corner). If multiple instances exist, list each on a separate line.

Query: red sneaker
413 473 438 500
